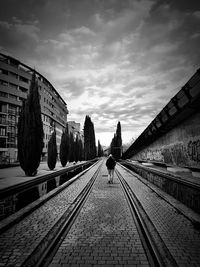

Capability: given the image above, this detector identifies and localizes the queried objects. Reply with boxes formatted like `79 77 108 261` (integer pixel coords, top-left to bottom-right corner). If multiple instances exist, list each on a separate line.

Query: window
0 127 6 136
8 105 17 116
19 86 27 93
9 58 19 67
9 94 17 100
0 114 7 124
9 71 18 79
7 126 15 133
19 76 29 83
8 132 15 142
0 103 7 113
0 69 8 75
8 104 17 111
8 114 16 122
0 138 6 148
0 79 8 86
10 83 18 90
0 91 8 98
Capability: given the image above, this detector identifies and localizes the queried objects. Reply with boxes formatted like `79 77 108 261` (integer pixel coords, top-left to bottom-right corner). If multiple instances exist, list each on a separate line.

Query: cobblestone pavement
0 161 101 267
1 160 199 267
49 162 149 267
116 164 200 267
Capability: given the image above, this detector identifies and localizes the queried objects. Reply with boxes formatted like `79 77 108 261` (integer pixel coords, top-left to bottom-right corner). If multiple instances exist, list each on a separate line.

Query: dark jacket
106 156 116 169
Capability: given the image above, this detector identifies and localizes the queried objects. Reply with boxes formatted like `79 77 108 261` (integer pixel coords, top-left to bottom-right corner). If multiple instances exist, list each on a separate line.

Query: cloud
1 18 39 41
92 0 154 44
0 18 40 63
61 78 88 97
1 0 200 146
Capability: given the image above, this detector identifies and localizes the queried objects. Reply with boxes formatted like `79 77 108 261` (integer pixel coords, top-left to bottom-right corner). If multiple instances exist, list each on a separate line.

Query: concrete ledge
167 167 191 173
192 171 200 178
142 162 154 166
0 161 90 198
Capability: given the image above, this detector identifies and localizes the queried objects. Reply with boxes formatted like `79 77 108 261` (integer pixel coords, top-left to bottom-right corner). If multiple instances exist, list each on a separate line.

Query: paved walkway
49 161 149 267
0 161 101 267
0 160 200 266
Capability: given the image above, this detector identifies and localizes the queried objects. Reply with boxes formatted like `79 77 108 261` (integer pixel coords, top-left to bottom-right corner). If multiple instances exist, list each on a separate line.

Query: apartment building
67 121 84 142
0 53 68 163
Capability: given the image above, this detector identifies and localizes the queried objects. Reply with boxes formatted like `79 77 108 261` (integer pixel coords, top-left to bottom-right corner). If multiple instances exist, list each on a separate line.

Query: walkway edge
118 163 200 226
0 161 99 234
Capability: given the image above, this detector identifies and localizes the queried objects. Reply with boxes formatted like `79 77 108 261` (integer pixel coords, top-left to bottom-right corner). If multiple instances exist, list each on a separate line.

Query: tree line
17 73 123 176
110 121 122 160
17 73 104 176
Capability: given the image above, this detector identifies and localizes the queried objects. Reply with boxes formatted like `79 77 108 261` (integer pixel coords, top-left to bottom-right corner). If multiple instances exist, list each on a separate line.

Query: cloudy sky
1 0 200 146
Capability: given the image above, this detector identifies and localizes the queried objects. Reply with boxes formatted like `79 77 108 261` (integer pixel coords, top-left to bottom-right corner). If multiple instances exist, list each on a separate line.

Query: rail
0 159 99 233
22 161 103 267
0 160 97 200
115 166 178 267
120 160 200 215
30 162 179 267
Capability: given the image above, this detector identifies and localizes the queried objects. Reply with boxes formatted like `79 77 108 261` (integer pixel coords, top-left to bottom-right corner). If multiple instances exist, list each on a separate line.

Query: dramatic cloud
1 0 200 146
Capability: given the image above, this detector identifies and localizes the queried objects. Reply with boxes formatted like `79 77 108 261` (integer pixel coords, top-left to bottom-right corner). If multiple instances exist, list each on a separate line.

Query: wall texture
122 162 200 214
131 110 200 168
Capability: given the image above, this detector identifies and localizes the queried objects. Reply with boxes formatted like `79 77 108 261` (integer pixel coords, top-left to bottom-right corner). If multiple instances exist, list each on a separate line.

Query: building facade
0 53 68 163
67 121 84 142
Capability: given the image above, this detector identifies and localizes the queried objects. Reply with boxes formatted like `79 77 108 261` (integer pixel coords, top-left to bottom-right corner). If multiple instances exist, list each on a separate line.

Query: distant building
103 147 110 156
67 121 84 141
0 53 68 163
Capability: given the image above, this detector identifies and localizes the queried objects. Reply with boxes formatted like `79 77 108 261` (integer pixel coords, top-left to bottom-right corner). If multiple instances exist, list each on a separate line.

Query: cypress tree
116 121 122 147
78 139 83 161
74 135 79 162
17 72 44 176
116 121 122 159
101 146 103 156
60 125 69 167
97 140 102 157
110 121 122 159
110 122 122 159
84 115 90 160
110 134 116 157
83 115 96 160
69 132 75 162
91 120 96 158
60 131 66 167
47 129 57 170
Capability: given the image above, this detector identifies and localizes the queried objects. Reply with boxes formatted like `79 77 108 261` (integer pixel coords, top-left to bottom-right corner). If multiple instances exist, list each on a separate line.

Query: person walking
106 154 116 184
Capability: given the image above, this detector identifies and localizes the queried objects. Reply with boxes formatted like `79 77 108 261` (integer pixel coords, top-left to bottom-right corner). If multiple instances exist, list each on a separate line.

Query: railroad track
120 160 200 216
1 160 198 266
0 160 98 225
29 162 177 267
115 167 178 267
21 160 103 267
0 160 102 267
